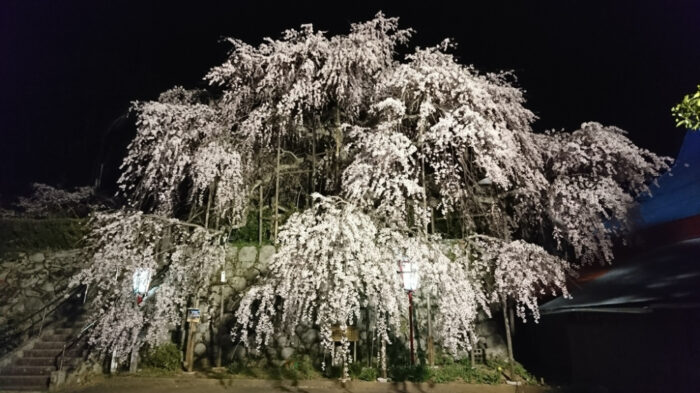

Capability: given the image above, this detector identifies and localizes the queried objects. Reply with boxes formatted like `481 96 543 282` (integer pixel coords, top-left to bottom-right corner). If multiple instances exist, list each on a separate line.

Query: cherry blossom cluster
234 195 485 375
71 210 225 360
16 183 97 217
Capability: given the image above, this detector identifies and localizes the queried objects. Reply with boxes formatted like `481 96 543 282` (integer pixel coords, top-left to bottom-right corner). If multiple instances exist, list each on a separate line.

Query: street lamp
398 259 419 365
215 269 227 369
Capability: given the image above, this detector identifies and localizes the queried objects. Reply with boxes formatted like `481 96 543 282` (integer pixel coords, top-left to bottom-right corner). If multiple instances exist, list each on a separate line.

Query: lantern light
132 268 152 294
398 259 420 292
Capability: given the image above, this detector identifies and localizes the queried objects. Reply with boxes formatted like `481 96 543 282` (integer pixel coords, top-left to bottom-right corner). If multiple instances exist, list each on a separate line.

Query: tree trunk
310 117 317 203
258 183 263 246
273 131 281 242
333 107 342 192
419 124 429 234
204 183 214 229
502 297 515 380
426 292 434 367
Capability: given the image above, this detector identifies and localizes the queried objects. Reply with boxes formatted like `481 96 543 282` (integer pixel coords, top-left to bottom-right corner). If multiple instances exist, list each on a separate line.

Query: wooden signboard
187 308 201 323
331 325 358 342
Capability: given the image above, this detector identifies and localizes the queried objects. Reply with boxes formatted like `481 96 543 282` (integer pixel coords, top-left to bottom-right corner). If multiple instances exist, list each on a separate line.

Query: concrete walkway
57 376 552 393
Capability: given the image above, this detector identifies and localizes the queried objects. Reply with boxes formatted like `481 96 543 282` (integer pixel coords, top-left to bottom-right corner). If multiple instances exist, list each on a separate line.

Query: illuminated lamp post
398 259 419 365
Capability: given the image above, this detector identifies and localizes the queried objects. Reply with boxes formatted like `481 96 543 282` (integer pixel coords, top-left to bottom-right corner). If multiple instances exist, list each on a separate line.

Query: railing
56 319 96 371
0 284 87 360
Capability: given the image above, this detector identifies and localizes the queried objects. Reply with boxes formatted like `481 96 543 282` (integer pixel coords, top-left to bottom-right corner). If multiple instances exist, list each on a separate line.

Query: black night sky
1 0 699 199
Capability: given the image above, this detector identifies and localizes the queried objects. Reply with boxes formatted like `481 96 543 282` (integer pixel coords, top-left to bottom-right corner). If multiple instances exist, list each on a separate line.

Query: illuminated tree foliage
73 13 669 371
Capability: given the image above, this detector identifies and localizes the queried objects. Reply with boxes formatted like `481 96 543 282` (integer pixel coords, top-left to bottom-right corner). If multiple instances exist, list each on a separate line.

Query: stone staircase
0 318 88 391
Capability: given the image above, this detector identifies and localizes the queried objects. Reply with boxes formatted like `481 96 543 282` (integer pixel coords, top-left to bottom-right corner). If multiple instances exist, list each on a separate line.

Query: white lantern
398 259 420 292
132 268 152 294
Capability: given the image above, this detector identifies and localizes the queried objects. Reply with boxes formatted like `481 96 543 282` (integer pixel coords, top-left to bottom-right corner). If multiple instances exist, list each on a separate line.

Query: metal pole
408 291 415 366
59 345 66 371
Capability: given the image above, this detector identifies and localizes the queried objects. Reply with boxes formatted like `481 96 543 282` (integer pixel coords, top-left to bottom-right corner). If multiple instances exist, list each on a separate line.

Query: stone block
41 282 55 293
230 277 247 291
275 334 288 348
225 246 238 264
258 245 275 271
29 253 45 263
21 276 39 288
238 246 257 270
242 268 260 281
301 329 318 345
235 345 247 361
194 342 207 356
281 347 295 360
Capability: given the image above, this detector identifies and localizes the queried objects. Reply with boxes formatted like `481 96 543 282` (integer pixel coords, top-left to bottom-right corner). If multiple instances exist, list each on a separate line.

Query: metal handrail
56 319 96 371
0 285 86 359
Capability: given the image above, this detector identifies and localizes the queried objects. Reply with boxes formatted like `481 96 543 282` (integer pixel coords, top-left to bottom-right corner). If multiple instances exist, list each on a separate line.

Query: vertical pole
408 291 415 366
258 184 263 246
469 331 476 366
216 285 225 368
426 292 434 367
273 131 281 242
366 308 371 367
186 321 196 372
109 349 118 374
502 297 515 379
129 349 138 373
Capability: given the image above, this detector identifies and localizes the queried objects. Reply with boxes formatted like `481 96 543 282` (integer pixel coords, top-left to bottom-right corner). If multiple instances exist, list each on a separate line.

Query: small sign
331 326 358 342
187 308 201 323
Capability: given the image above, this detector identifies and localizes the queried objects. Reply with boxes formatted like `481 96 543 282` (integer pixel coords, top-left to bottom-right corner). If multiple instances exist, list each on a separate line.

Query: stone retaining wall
0 250 83 357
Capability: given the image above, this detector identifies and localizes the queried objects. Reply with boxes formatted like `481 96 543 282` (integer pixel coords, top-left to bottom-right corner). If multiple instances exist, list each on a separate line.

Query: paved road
59 376 552 393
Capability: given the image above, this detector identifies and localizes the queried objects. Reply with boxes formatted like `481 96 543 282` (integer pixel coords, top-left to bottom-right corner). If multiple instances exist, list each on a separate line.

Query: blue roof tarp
637 129 700 228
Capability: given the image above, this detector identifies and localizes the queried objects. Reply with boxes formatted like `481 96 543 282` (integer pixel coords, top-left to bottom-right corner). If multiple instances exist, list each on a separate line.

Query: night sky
1 0 698 199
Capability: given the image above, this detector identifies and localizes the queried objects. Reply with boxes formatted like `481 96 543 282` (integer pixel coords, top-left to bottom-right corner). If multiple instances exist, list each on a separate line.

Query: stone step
0 374 49 389
14 357 56 367
23 349 80 359
33 341 66 350
40 334 70 342
0 365 54 376
0 383 48 391
49 328 74 336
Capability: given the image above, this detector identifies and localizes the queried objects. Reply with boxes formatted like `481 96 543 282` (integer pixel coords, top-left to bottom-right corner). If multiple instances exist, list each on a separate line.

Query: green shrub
349 364 378 381
469 366 502 384
428 364 463 383
140 343 181 371
389 364 430 382
486 357 535 383
280 354 316 380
